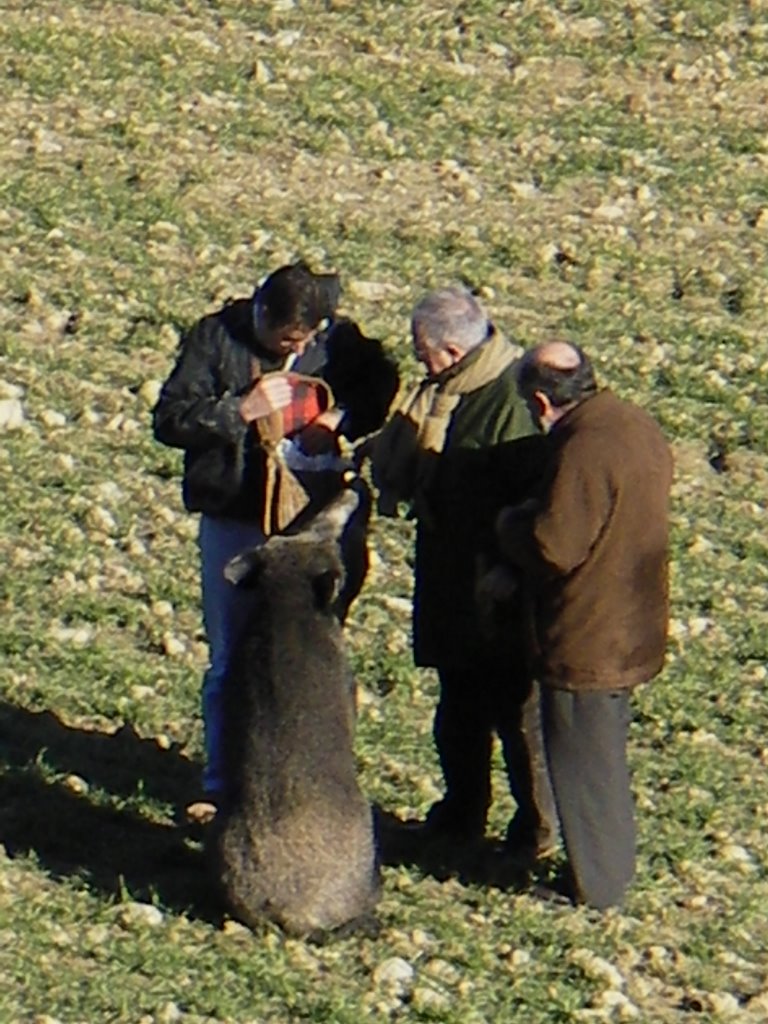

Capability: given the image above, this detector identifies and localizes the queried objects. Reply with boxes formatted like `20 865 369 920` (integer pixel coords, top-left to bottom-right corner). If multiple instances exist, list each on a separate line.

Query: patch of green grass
2 1 768 1022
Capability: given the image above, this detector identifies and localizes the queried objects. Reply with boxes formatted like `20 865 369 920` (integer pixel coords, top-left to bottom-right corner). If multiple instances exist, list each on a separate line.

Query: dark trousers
541 688 635 909
433 664 557 845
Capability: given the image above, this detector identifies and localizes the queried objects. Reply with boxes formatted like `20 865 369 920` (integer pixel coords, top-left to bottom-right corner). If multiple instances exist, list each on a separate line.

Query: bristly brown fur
213 488 380 936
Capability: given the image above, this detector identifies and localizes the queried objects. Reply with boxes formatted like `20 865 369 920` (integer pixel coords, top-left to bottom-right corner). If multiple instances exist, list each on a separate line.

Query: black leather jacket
153 298 399 522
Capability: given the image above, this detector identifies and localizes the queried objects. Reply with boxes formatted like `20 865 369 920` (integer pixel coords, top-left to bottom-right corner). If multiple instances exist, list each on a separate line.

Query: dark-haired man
494 340 673 908
153 262 397 819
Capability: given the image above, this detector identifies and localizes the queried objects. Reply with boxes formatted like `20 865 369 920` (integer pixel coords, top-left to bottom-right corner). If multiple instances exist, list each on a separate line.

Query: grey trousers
541 688 636 910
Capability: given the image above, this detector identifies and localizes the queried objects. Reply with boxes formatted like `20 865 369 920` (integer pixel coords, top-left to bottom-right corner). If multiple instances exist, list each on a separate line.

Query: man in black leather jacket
153 262 398 820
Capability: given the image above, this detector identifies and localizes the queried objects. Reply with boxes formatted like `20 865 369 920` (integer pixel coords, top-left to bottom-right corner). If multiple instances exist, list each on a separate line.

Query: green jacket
413 358 545 669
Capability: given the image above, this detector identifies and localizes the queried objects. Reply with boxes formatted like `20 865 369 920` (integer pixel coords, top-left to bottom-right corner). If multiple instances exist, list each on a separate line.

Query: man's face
258 320 317 358
412 323 459 376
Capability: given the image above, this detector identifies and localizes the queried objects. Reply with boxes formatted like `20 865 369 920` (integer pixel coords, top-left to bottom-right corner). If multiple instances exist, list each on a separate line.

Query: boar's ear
224 548 264 589
312 567 342 611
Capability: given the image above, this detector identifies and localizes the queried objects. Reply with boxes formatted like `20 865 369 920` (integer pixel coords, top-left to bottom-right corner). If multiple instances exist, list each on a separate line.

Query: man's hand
239 375 292 424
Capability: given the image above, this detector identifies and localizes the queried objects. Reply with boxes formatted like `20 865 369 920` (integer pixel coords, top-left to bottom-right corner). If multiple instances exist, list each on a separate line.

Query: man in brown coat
494 340 673 909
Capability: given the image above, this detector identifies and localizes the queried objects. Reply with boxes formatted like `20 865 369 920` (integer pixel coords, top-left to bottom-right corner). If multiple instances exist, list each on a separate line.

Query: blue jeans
198 515 265 796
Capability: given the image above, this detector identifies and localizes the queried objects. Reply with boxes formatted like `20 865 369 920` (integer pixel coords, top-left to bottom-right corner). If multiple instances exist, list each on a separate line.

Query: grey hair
411 286 490 353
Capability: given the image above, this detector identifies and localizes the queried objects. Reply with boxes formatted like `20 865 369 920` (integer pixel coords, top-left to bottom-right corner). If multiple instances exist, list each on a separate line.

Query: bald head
533 339 583 371
518 340 597 430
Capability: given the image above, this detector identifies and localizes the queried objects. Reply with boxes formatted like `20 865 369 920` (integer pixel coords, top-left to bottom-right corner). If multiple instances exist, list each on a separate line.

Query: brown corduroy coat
497 389 674 691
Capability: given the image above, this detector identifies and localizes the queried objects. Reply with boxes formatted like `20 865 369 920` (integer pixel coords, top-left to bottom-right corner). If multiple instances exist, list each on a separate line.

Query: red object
280 374 331 438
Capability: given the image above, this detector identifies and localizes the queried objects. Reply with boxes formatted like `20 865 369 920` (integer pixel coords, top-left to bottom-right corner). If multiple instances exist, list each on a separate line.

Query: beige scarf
371 331 518 521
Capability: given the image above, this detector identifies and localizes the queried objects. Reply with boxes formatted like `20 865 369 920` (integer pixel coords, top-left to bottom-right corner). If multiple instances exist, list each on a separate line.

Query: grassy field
2 1 768 1021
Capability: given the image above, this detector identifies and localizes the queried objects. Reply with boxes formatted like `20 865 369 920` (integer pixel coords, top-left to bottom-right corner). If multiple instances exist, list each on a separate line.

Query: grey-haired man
372 286 557 859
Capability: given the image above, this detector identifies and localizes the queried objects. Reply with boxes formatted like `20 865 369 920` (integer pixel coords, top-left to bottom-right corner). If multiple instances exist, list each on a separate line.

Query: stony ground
1 1 768 1022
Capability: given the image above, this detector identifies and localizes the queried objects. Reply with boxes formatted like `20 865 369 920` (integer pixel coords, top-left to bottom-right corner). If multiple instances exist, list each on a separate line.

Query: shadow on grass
0 702 548 926
373 806 542 894
0 701 221 922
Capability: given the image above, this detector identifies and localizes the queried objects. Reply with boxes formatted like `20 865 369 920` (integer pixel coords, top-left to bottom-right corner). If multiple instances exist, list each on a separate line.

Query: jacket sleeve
152 318 249 451
498 429 613 577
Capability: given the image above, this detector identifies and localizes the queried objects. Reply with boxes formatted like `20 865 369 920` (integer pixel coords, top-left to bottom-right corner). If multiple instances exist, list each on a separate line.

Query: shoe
403 801 486 843
505 815 558 862
396 818 484 846
528 880 574 907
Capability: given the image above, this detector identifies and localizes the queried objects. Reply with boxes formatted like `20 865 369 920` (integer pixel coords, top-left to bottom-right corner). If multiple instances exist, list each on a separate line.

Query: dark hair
518 343 598 408
256 262 341 331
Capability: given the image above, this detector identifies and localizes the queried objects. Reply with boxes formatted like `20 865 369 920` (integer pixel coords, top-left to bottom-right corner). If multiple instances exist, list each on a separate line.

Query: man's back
530 389 673 689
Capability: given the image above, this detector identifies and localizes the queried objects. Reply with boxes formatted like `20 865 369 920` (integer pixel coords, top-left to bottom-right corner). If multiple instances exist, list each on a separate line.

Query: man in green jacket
495 340 673 908
372 286 557 858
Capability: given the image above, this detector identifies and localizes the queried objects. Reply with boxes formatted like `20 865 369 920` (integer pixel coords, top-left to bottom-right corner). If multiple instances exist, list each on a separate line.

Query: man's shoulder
211 297 255 339
452 369 535 448
455 370 525 424
465 357 522 403
182 297 255 353
570 389 662 432
562 390 671 469
602 391 669 448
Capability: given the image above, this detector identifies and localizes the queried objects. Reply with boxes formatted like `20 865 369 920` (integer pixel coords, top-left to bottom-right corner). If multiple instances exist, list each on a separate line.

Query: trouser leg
431 667 494 835
541 688 635 909
497 674 558 852
199 515 265 796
